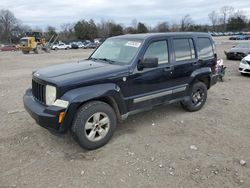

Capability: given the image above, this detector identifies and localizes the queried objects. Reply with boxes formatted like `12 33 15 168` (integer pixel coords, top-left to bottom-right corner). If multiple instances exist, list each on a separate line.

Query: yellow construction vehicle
19 32 55 54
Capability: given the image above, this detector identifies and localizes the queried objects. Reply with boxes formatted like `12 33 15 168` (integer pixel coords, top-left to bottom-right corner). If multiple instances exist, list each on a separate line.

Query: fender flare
190 67 212 89
59 83 127 132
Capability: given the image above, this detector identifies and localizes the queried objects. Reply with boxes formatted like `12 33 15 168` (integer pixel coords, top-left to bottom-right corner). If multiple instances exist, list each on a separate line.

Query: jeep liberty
24 32 218 150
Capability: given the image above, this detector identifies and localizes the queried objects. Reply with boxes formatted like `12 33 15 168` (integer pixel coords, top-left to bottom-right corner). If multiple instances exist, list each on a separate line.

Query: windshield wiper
89 57 115 64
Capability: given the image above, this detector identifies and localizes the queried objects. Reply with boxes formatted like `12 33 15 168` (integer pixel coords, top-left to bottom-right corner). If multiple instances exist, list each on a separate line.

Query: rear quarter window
198 37 214 59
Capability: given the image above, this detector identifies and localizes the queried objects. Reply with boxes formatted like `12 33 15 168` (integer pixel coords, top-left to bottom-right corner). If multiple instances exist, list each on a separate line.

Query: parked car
239 54 250 74
23 32 218 150
84 42 98 49
77 42 85 48
52 43 71 50
229 35 248 40
71 43 79 49
224 43 250 60
1 45 18 52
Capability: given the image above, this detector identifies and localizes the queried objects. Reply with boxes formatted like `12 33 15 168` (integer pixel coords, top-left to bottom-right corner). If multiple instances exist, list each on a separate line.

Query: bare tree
0 9 18 42
180 14 193 31
233 10 247 21
97 19 110 38
131 19 138 29
220 6 234 31
208 11 219 31
60 23 75 41
171 22 180 32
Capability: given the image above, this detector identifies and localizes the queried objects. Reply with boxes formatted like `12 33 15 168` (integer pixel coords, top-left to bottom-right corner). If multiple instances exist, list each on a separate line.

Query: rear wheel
71 101 117 150
181 82 207 112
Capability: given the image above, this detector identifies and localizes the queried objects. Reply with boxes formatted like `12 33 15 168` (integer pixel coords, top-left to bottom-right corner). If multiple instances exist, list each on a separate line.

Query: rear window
198 38 214 59
173 39 195 61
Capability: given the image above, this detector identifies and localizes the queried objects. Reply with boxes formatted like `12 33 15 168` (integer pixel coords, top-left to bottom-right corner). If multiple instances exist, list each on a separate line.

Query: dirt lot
0 38 250 188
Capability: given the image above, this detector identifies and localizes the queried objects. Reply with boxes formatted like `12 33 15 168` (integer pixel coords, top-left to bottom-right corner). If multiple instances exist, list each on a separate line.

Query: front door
126 39 173 111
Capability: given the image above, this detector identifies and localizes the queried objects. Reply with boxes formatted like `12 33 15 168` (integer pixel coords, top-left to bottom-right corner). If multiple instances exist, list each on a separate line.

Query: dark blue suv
24 32 218 150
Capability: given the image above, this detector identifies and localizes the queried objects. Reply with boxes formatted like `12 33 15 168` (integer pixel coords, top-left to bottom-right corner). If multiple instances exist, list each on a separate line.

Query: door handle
163 66 173 71
192 61 200 66
192 59 204 66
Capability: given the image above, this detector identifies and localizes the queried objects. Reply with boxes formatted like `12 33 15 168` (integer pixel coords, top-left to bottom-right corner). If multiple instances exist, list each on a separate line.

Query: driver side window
144 41 169 64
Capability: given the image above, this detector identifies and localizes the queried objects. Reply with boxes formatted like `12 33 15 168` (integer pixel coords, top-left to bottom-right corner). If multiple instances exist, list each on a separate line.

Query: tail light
211 54 217 74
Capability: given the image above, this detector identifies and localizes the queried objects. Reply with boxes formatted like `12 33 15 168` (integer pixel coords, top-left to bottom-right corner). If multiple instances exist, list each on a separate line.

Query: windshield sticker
125 41 141 48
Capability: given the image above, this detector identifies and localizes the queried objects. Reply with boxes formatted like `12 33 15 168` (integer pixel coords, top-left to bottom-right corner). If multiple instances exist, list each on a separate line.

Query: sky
0 0 250 30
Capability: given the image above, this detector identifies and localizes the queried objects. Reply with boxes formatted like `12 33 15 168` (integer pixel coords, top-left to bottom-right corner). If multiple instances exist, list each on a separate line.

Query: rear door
170 37 199 99
197 37 216 73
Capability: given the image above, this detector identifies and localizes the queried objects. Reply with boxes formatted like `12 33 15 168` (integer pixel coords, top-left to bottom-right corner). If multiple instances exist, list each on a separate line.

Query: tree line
1 6 250 44
208 6 250 32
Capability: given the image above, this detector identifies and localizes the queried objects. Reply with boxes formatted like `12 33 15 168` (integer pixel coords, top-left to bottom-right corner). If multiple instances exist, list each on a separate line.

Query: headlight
46 85 56 105
241 59 248 65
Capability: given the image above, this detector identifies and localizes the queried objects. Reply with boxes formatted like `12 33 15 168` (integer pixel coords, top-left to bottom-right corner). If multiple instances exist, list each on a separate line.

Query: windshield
90 38 142 65
20 39 28 45
235 43 250 48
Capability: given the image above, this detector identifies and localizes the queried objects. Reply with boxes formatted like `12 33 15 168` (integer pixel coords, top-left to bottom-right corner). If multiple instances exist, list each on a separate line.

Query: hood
243 54 250 61
34 60 129 86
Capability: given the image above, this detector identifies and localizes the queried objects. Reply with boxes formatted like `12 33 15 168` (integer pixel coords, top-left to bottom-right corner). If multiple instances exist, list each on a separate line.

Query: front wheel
181 82 207 112
34 45 42 54
22 50 29 54
71 101 117 150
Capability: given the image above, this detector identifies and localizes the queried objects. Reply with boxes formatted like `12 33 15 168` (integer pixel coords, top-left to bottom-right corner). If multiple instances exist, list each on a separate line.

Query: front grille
244 69 250 72
32 79 46 104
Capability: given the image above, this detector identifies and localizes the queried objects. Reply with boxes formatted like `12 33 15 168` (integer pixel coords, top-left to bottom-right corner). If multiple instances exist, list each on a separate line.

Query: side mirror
139 58 158 70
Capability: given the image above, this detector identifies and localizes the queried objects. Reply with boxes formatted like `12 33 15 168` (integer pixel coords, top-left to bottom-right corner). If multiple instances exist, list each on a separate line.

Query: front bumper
226 52 246 60
239 62 250 74
23 89 66 132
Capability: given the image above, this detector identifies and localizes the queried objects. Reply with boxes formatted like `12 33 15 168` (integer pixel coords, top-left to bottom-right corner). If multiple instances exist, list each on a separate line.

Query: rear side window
198 37 214 59
173 39 195 61
144 41 168 64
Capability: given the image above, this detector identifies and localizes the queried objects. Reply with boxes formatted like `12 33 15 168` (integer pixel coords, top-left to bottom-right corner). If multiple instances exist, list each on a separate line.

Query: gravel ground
0 38 250 188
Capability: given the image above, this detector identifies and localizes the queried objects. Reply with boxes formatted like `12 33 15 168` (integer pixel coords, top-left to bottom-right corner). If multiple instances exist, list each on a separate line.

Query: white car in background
239 55 250 74
52 43 71 50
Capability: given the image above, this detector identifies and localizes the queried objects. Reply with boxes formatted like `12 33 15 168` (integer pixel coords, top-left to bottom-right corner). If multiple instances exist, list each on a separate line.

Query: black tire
181 82 207 112
22 50 29 54
71 101 117 150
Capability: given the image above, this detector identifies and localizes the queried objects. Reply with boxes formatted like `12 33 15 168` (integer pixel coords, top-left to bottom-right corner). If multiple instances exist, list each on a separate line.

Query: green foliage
109 23 123 36
124 26 137 34
74 19 98 40
156 22 170 32
137 22 148 33
227 16 247 31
